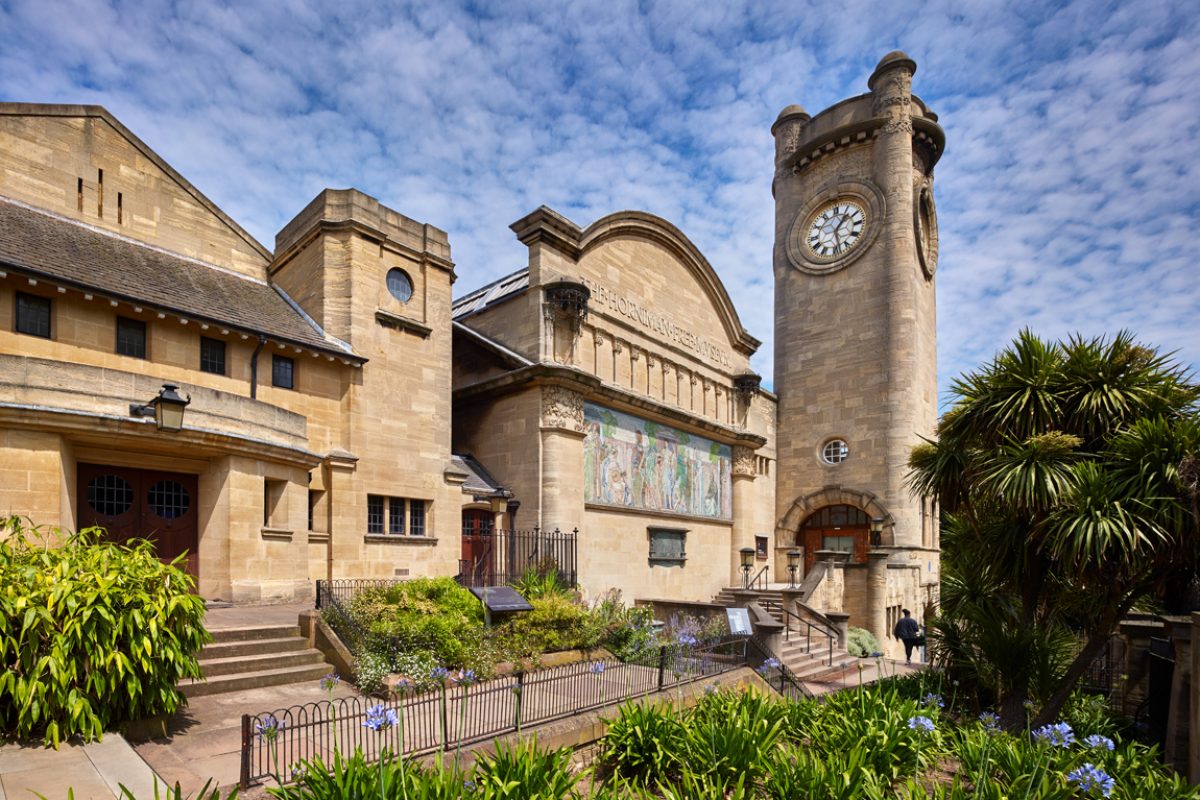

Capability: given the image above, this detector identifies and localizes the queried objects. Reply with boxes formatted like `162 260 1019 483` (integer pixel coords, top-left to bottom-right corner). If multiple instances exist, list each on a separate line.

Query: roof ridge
0 195 271 286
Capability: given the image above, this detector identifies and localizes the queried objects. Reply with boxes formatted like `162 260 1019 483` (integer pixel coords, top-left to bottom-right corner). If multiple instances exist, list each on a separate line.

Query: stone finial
771 104 812 166
869 50 917 90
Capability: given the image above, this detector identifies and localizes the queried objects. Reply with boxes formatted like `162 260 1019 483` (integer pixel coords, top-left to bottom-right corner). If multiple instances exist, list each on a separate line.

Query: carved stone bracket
541 385 585 432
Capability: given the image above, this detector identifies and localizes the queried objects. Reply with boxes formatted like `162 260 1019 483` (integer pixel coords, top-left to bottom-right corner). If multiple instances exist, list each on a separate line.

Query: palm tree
908 330 1200 729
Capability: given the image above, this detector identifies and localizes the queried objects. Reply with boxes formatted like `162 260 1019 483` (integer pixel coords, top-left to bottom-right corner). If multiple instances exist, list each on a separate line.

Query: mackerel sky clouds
2 0 1197 401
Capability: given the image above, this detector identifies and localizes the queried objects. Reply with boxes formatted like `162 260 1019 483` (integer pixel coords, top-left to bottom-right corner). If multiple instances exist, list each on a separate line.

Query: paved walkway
804 656 927 695
0 735 159 800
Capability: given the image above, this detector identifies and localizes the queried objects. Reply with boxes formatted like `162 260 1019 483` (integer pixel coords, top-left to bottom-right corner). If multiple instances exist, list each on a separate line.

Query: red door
77 463 199 576
461 509 494 586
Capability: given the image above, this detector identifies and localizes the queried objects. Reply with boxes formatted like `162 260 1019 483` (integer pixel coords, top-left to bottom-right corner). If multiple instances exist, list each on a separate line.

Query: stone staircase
181 623 332 698
711 586 848 682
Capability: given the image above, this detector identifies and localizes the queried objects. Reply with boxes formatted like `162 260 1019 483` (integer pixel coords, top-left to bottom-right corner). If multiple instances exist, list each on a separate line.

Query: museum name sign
580 277 732 368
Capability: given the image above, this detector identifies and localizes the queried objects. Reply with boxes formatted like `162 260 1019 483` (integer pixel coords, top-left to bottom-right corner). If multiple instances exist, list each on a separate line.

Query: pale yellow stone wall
453 388 544 530
0 106 270 278
0 429 68 528
580 507 733 604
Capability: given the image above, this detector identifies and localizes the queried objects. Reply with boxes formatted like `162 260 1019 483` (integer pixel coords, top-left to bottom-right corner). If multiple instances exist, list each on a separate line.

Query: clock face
805 201 866 259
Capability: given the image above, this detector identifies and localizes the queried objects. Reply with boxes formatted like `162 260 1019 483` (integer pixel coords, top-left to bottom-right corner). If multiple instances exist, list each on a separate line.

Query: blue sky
3 0 1197 403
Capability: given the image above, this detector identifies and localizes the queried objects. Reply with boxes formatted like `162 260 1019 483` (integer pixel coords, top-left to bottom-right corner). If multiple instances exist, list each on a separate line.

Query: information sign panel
470 586 534 613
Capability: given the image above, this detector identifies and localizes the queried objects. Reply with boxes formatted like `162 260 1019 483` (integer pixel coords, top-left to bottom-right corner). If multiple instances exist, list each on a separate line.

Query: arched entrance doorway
798 504 870 572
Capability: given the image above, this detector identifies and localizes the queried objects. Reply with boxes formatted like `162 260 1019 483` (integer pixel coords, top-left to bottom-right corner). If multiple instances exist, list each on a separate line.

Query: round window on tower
821 439 849 465
386 268 413 303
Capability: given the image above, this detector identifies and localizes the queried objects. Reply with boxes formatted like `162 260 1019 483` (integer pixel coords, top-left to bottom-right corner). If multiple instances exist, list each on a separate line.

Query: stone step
198 648 326 677
208 625 302 644
200 635 311 660
181 662 332 698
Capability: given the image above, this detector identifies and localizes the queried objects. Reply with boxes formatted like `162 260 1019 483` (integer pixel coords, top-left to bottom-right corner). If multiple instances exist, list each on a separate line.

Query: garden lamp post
870 517 884 548
787 549 801 588
739 546 755 589
130 383 191 432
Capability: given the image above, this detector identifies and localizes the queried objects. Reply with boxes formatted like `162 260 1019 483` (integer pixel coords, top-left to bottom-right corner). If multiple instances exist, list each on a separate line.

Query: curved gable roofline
579 210 761 356
0 103 272 262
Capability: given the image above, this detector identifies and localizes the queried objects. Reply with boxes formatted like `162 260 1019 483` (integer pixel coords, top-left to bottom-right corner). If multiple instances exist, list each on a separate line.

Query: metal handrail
744 634 813 702
761 599 836 666
746 564 770 590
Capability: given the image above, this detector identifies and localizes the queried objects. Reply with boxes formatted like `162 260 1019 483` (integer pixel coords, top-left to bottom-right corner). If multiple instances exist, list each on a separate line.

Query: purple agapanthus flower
320 672 340 692
1067 763 1114 797
907 715 935 734
452 669 478 686
1084 734 1115 751
923 693 944 708
978 711 1001 733
589 661 606 675
255 714 284 740
363 703 399 731
1032 721 1075 748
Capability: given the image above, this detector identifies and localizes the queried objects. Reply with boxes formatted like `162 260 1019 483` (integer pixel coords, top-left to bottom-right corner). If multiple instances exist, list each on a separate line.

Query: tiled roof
0 197 359 360
451 453 511 497
452 268 529 319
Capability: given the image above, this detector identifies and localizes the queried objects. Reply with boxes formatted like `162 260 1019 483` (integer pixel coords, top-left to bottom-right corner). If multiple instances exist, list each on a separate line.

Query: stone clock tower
771 52 944 644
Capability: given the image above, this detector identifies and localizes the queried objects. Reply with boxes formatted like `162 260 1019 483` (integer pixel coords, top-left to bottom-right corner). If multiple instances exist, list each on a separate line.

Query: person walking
893 608 921 664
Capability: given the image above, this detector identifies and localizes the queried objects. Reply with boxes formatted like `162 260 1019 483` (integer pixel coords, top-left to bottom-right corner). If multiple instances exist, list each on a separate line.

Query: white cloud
1 0 1197 401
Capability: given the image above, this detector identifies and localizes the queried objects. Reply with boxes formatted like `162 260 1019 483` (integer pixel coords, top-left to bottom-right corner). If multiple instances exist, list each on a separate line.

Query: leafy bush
511 560 574 601
0 519 208 746
596 701 688 786
846 626 880 657
499 593 600 658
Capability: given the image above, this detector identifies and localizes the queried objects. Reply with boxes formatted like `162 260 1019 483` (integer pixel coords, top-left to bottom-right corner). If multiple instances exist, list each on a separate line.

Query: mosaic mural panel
583 403 732 520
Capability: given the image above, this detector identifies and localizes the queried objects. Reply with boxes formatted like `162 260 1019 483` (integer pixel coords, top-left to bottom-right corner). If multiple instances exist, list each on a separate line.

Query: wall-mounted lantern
130 383 191 432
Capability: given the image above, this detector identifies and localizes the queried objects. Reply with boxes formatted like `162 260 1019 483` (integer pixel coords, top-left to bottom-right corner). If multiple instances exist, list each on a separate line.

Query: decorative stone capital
662 362 671 375
613 340 624 354
732 446 756 477
630 347 640 362
541 385 585 432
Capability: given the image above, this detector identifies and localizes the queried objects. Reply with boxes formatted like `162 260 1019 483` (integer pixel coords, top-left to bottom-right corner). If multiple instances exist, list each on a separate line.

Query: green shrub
511 560 574 601
0 519 208 746
846 626 880 657
498 594 598 657
472 737 582 799
596 701 688 786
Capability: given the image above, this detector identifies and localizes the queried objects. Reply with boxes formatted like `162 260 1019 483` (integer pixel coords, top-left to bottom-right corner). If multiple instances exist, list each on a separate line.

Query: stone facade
0 51 943 628
770 51 942 655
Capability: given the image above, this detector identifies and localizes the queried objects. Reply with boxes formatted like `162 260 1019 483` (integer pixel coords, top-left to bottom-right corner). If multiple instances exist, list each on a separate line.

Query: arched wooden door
798 504 870 572
77 463 199 576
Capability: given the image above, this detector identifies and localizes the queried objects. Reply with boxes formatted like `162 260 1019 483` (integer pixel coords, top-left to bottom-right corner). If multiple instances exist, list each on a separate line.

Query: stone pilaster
866 551 891 646
539 385 586 533
730 445 758 584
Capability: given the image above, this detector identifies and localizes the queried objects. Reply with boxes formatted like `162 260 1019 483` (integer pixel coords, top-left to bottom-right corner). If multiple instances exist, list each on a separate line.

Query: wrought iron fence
457 527 577 588
315 579 406 610
241 636 750 788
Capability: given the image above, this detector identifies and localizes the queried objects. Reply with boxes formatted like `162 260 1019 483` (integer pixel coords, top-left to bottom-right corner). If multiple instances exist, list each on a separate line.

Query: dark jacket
894 617 920 640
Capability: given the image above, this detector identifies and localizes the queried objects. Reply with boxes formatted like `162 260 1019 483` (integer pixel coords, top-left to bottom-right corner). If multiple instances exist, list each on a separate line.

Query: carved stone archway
778 486 895 546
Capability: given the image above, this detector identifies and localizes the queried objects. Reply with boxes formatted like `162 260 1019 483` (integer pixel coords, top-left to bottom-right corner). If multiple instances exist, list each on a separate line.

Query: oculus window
386 268 414 303
821 439 849 465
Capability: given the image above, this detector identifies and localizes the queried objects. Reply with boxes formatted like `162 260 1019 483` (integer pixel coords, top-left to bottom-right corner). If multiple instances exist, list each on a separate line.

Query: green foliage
589 591 656 661
498 594 599 658
595 701 688 786
0 518 208 747
115 778 238 800
472 737 582 799
846 626 881 657
511 561 573 601
908 330 1200 726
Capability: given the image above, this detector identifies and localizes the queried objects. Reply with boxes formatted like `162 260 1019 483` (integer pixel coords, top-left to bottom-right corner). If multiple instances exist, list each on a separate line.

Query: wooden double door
76 463 199 576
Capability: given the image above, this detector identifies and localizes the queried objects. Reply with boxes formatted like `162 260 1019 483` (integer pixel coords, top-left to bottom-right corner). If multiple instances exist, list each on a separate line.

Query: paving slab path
0 735 159 800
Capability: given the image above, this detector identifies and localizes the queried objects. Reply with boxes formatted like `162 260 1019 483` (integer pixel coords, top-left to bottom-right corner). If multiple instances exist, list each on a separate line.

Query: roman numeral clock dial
805 201 866 259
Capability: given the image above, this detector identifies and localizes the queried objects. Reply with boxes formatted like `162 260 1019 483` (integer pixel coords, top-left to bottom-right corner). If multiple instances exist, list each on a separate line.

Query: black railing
316 579 405 610
457 527 577 588
744 635 813 703
745 564 769 591
761 599 837 667
241 636 748 788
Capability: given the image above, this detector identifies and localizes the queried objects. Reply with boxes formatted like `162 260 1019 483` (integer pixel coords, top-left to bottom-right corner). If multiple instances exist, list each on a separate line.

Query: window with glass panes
200 337 226 375
116 317 146 358
15 293 51 338
272 354 294 389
